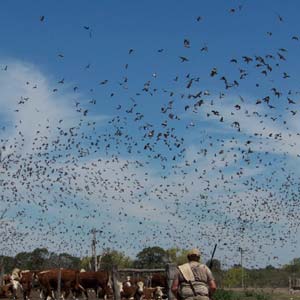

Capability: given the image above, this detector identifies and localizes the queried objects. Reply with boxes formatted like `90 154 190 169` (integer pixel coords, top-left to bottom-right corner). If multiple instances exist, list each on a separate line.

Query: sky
1 0 300 269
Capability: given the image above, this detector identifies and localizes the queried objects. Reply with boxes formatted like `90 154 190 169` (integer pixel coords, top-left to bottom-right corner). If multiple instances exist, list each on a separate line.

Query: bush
254 294 270 300
244 290 255 297
214 289 238 300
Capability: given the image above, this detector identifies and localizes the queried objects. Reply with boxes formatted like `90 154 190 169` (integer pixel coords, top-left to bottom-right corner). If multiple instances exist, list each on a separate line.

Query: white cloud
0 62 299 267
0 60 109 156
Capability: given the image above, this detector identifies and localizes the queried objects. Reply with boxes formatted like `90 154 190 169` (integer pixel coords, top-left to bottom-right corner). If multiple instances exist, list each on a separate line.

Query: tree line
0 247 191 272
1 247 299 288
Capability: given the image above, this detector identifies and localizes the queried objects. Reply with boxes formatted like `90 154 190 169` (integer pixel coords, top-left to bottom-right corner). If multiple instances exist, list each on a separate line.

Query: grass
214 289 300 300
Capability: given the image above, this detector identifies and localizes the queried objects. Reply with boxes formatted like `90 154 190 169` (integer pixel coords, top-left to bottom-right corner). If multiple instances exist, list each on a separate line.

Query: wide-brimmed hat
187 248 201 256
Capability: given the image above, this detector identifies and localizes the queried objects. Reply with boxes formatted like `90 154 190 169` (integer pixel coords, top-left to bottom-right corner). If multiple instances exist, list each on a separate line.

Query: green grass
214 289 300 300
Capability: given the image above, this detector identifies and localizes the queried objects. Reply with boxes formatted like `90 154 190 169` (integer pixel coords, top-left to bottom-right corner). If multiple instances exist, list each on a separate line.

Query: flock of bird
0 3 300 269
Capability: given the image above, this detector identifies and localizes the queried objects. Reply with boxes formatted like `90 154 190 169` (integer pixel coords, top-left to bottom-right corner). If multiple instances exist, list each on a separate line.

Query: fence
0 261 3 286
112 264 177 300
289 277 300 291
0 263 178 300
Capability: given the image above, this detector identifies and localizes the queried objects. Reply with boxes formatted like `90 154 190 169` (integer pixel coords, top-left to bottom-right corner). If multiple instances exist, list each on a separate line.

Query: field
216 288 300 300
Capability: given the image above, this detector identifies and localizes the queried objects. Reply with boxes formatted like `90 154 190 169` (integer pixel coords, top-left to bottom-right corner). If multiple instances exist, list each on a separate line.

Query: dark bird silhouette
179 56 189 62
184 39 190 48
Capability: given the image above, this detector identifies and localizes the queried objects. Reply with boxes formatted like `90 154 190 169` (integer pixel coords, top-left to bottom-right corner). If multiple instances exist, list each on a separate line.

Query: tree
283 258 300 273
265 264 275 270
59 253 80 269
45 252 60 269
80 256 92 271
30 248 50 269
223 267 248 288
206 259 221 272
100 249 133 270
165 248 189 265
135 247 167 268
0 255 14 273
14 252 32 269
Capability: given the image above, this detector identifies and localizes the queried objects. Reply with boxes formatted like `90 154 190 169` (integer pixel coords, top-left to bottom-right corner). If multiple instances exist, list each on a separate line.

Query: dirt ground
2 288 300 300
0 289 100 300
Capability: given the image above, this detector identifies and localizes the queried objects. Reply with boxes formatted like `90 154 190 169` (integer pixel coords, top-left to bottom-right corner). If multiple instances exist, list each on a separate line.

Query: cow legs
22 289 29 300
71 285 86 300
62 288 71 300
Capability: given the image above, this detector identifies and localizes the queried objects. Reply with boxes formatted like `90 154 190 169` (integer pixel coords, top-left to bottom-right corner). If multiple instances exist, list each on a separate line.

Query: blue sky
1 0 300 269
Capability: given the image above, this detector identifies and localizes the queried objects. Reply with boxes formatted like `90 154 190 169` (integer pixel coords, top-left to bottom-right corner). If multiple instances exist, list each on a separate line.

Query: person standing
171 248 217 300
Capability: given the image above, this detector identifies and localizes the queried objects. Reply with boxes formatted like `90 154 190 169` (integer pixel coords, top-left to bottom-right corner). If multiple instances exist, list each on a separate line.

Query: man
171 248 216 300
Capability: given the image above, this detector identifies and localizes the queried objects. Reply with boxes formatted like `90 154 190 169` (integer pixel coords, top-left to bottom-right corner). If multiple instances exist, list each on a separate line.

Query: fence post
112 265 120 300
166 263 176 300
57 268 62 300
0 257 4 285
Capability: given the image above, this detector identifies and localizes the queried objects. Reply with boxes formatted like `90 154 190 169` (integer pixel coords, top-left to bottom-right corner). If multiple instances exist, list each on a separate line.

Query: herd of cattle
0 269 167 300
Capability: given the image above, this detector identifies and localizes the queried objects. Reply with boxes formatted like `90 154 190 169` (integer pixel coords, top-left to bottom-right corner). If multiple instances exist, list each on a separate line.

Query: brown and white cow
0 283 13 299
72 271 111 300
141 287 164 300
146 274 167 290
19 270 39 300
3 269 23 300
117 279 144 300
37 269 83 300
144 273 167 300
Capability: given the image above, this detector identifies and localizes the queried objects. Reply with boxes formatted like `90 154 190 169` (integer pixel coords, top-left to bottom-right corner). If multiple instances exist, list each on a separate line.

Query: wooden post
166 263 176 300
112 265 120 300
91 229 97 271
57 268 62 300
0 257 4 286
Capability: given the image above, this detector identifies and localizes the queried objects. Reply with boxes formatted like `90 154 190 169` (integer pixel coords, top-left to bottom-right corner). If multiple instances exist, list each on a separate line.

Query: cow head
154 287 164 300
136 281 144 295
3 275 11 285
0 284 13 298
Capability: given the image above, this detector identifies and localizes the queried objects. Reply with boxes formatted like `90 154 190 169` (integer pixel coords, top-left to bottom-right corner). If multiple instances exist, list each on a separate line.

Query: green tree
59 253 81 269
14 251 32 269
0 256 14 273
165 248 189 265
283 258 300 273
135 247 167 268
206 259 222 272
80 256 92 270
100 249 133 270
223 267 248 288
45 252 60 269
30 248 50 269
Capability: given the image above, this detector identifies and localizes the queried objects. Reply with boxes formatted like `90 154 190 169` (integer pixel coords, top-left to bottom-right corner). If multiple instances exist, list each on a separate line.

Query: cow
72 271 111 300
118 279 144 300
37 269 83 300
146 274 167 289
0 283 13 298
141 287 164 300
19 270 39 300
3 269 23 299
153 287 164 300
144 274 167 300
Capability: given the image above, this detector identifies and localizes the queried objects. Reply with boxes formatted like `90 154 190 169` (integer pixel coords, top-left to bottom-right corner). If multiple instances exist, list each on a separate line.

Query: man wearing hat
171 248 216 300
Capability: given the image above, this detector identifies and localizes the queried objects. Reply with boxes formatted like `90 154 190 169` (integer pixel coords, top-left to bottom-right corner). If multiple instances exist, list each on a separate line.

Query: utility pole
91 228 97 271
239 247 244 289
